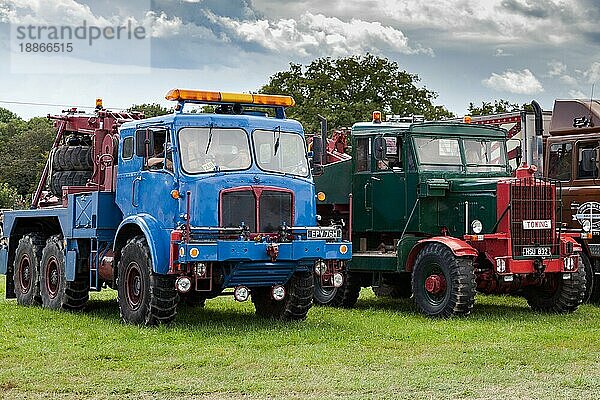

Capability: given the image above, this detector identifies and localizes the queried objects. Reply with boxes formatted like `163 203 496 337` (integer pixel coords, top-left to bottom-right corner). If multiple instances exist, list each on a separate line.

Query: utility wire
0 99 128 110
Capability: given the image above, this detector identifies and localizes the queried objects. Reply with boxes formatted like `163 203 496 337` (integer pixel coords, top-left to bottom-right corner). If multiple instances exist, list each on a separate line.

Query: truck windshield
414 137 462 171
253 129 309 177
463 139 507 173
178 127 251 174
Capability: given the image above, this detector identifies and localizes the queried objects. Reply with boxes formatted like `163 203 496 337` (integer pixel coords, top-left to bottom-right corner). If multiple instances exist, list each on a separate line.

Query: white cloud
0 0 117 26
547 60 566 76
568 89 588 98
559 75 578 86
482 69 544 94
584 62 600 84
206 11 433 58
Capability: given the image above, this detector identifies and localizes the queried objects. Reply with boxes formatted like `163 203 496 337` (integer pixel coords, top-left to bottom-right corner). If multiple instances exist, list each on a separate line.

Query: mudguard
405 236 478 272
114 214 170 274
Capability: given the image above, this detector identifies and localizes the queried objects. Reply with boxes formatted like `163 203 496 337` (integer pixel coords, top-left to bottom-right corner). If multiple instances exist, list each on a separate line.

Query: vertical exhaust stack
531 100 544 175
318 115 327 166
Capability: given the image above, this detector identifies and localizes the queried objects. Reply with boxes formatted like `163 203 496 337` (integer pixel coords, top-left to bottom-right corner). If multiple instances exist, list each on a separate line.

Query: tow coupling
266 243 279 261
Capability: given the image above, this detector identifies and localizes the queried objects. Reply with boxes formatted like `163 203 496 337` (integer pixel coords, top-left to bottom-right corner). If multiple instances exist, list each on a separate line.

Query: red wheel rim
45 256 60 299
125 262 143 310
425 274 446 295
18 255 31 294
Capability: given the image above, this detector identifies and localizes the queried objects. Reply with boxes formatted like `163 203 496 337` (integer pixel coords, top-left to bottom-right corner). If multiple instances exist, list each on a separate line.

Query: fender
405 236 478 272
114 214 170 274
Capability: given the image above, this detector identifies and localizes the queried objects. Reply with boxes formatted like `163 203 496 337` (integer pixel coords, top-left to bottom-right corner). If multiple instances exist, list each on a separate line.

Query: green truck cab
313 118 586 317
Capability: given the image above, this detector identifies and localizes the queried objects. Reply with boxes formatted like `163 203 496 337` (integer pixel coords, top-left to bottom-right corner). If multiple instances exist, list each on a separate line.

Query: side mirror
581 148 596 173
135 128 154 160
373 136 387 161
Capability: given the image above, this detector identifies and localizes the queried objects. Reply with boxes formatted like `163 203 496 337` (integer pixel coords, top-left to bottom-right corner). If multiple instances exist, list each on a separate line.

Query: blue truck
0 89 351 325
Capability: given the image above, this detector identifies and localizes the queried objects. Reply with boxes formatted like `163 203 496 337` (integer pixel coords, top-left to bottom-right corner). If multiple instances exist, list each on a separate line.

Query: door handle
364 182 371 210
132 176 142 207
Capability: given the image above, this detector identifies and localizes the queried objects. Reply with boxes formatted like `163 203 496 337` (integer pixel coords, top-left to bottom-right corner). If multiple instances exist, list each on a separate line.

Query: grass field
1 275 600 400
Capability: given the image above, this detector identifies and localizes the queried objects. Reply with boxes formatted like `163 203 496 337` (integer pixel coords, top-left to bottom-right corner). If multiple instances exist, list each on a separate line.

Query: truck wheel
524 258 586 313
39 235 89 311
117 236 178 326
412 243 476 318
581 253 594 303
313 275 338 305
13 234 44 306
313 271 362 308
372 279 412 299
252 271 314 320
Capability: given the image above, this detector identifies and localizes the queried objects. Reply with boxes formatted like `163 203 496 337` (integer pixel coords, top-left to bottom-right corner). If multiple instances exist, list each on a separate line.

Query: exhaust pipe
530 100 544 174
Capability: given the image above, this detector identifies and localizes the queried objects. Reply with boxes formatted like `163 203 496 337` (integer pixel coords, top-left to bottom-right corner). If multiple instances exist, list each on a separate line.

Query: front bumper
176 239 351 263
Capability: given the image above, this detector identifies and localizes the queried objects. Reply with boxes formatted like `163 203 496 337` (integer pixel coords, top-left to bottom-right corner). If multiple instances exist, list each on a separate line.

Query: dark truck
311 114 586 317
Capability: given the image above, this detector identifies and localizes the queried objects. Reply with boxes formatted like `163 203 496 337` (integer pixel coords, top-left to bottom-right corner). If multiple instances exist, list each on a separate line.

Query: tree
468 99 533 116
0 107 20 124
128 103 170 118
0 117 55 198
0 183 19 209
259 54 454 133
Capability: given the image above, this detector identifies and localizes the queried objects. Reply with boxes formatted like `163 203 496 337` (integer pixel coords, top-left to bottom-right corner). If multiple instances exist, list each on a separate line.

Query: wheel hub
425 274 446 295
18 255 31 293
125 262 143 310
46 257 60 298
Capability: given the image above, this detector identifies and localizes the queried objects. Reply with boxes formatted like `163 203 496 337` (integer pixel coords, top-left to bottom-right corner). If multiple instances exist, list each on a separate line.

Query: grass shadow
83 295 339 333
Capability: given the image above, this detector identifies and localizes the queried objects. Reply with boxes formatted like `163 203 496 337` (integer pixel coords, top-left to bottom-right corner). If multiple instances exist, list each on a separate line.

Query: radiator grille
221 191 256 231
259 191 293 233
221 188 293 233
510 177 560 258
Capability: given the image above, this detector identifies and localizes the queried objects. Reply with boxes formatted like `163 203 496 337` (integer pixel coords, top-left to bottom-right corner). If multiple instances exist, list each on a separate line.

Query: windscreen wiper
205 123 214 154
273 125 281 156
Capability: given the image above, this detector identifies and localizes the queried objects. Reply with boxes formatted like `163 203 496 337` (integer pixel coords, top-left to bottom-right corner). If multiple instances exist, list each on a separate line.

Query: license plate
307 228 342 240
522 220 551 230
522 247 551 257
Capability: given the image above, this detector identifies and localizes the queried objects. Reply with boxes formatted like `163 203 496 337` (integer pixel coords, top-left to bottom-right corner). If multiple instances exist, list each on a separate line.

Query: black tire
313 270 362 308
252 271 314 320
372 279 412 299
412 243 476 318
52 146 93 171
50 170 92 196
590 259 600 304
12 234 44 306
524 257 586 313
581 252 594 303
39 235 89 311
117 236 178 326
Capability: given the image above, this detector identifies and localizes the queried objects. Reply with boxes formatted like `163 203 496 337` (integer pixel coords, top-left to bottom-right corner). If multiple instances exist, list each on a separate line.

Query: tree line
0 54 531 208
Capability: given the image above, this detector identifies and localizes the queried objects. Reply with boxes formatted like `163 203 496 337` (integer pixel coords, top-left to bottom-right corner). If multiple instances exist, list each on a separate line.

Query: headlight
314 260 327 276
333 273 344 288
471 219 483 234
175 276 192 293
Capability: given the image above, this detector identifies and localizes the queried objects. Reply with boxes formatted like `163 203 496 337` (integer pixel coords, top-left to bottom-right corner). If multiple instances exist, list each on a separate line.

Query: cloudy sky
0 0 598 120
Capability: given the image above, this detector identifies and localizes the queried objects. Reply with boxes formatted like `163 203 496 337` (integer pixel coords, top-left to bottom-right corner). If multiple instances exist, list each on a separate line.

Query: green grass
1 275 600 400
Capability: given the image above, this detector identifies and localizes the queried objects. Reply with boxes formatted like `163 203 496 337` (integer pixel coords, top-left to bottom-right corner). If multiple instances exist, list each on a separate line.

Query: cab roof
352 121 507 138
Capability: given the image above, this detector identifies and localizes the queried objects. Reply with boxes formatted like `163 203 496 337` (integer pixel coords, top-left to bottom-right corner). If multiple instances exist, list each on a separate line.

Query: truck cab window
147 129 172 171
548 143 572 181
377 137 402 171
355 138 370 172
122 137 134 160
577 142 598 179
